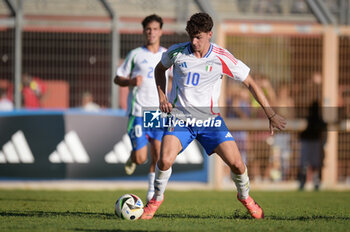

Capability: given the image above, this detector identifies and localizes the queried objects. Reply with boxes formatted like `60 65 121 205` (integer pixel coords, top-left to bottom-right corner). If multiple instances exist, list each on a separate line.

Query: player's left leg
125 116 148 175
197 116 263 219
147 138 161 202
141 134 183 220
214 141 264 219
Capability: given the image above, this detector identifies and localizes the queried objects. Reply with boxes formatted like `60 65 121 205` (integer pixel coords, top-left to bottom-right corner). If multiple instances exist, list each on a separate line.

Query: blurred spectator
295 71 322 117
339 85 350 119
0 87 13 111
250 73 276 117
22 73 46 108
81 91 100 112
290 0 309 14
298 101 327 191
223 84 251 184
274 84 295 118
268 84 295 181
226 85 251 163
338 85 350 184
249 74 276 181
237 0 252 13
227 85 251 119
254 0 282 14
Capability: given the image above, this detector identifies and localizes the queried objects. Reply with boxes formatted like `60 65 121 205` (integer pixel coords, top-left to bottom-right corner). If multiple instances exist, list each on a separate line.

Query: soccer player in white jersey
141 13 286 220
114 14 167 202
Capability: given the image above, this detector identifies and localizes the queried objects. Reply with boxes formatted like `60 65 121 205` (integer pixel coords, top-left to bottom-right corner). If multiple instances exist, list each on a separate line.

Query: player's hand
157 86 172 113
268 113 286 135
131 76 142 86
159 100 173 113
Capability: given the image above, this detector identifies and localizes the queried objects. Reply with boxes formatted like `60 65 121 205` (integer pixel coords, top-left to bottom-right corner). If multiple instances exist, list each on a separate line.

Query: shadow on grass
156 212 350 221
156 211 251 220
0 210 115 219
268 215 350 221
0 198 58 202
0 197 102 204
73 229 151 232
2 210 349 222
1 211 169 232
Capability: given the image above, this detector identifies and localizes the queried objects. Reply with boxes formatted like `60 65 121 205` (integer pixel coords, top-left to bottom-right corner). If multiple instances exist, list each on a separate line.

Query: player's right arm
156 42 188 113
155 62 172 113
243 75 286 135
114 75 142 87
113 48 142 87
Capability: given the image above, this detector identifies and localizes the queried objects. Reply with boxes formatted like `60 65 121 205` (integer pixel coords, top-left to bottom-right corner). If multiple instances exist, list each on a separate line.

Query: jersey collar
187 43 213 58
142 45 163 53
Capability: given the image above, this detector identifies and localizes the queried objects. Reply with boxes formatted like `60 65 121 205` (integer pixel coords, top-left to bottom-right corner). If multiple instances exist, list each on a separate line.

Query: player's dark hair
142 14 163 29
186 13 213 36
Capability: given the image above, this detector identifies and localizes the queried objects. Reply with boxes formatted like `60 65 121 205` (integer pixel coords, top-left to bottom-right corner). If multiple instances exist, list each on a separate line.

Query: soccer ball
115 194 144 220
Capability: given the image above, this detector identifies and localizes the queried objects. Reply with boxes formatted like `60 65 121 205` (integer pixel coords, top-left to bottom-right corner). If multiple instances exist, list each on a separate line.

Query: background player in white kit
114 14 167 202
141 13 286 220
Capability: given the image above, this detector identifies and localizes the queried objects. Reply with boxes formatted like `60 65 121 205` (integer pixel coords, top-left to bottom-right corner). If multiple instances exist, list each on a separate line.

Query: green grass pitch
0 189 349 231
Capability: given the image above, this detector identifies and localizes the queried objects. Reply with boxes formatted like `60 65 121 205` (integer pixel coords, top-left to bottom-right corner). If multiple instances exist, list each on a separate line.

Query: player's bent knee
134 157 147 165
229 159 246 174
133 149 148 165
157 157 173 170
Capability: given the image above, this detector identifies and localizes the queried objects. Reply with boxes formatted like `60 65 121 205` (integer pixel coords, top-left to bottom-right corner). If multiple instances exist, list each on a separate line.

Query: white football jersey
117 46 167 117
161 42 250 119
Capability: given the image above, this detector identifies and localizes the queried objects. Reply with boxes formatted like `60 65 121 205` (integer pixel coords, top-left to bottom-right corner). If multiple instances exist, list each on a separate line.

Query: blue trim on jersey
142 45 152 53
204 43 213 58
142 45 165 53
186 43 213 58
187 43 192 54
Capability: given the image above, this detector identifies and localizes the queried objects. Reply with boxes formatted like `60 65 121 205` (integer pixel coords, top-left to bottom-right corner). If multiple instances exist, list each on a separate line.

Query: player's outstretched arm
154 62 172 113
243 75 286 135
114 75 142 87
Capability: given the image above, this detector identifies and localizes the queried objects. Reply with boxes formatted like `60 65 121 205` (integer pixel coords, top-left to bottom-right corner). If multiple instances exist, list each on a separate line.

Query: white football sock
232 166 250 200
147 172 155 202
153 164 172 201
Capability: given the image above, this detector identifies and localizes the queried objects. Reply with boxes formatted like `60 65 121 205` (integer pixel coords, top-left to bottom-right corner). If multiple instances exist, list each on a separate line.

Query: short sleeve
161 43 186 69
231 60 250 82
116 50 135 78
214 46 250 82
160 49 173 69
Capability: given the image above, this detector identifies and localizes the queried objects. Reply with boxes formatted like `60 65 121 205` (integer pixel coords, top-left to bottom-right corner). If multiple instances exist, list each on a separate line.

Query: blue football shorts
128 116 164 151
164 115 235 155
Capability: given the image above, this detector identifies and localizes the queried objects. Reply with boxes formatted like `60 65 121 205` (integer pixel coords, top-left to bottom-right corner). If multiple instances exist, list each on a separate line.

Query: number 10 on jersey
186 72 200 86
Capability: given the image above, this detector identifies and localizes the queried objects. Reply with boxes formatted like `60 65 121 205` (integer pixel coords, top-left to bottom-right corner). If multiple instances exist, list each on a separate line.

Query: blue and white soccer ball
115 194 144 220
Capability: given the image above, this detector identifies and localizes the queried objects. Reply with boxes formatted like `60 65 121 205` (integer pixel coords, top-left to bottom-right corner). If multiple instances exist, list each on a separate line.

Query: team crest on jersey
205 61 213 72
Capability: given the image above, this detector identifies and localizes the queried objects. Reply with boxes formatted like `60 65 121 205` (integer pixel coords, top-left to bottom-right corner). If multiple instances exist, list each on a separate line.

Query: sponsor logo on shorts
225 132 233 138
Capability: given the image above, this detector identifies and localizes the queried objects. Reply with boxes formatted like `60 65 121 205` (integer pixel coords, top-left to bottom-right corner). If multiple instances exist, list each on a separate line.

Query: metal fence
338 35 350 184
0 1 349 189
0 25 189 109
215 23 350 188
